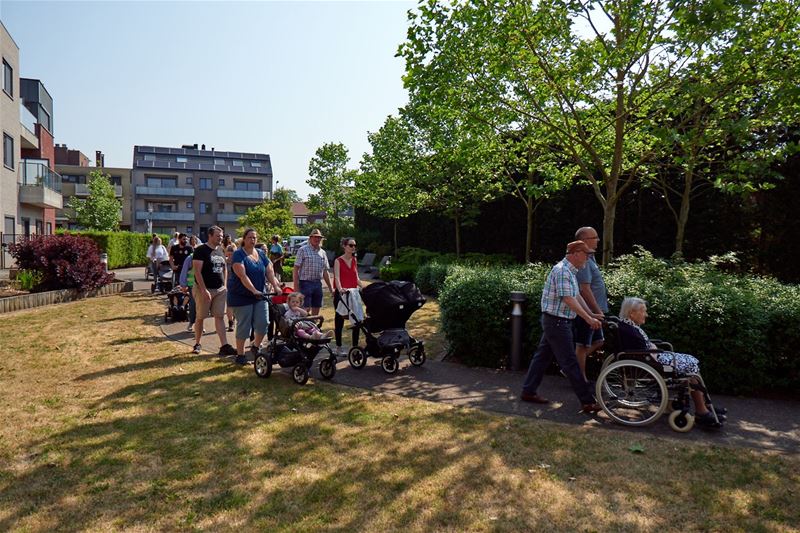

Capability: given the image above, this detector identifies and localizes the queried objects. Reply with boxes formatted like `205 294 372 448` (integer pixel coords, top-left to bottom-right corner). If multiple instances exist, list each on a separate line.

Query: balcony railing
217 189 269 200
20 104 37 135
135 186 195 197
19 159 62 192
75 183 123 197
136 210 195 221
217 213 244 222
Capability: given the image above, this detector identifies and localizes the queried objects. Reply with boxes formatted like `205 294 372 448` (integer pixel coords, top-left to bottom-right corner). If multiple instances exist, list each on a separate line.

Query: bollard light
509 291 527 371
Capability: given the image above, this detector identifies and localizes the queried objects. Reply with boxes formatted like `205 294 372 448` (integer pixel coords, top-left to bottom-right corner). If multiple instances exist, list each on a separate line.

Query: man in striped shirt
520 240 604 413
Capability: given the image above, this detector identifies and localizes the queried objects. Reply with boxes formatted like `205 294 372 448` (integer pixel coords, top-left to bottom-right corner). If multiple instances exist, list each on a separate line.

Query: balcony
20 105 39 149
19 160 63 209
136 210 195 221
217 213 244 223
217 189 269 201
135 186 195 197
75 183 123 197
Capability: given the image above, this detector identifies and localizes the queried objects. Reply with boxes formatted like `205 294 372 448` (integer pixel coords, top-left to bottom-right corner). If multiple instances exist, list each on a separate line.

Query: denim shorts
574 315 604 347
299 280 323 308
231 300 268 341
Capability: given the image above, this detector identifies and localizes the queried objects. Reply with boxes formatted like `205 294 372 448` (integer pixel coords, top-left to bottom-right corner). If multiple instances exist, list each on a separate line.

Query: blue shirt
575 254 608 312
227 248 269 307
540 258 579 319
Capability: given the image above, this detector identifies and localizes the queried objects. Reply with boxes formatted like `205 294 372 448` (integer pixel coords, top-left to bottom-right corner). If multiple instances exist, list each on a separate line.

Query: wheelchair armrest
650 339 674 351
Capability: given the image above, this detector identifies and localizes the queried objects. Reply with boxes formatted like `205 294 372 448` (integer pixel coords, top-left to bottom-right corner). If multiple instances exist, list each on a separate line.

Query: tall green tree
238 200 297 242
306 143 355 221
401 0 753 264
67 170 121 231
272 187 301 211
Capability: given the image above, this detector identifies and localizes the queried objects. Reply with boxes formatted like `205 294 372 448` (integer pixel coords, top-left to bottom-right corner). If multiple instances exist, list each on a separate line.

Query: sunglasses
346 243 357 248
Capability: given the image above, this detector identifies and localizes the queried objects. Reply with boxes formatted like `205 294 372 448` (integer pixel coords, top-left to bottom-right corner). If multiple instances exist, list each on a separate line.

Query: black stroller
164 288 189 322
344 281 426 374
253 291 338 385
150 260 174 293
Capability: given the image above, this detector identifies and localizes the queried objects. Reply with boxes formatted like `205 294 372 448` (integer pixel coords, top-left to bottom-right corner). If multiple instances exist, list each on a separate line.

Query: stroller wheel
254 350 272 379
292 363 310 385
408 346 426 366
319 357 336 380
348 347 367 369
668 410 695 433
381 355 399 374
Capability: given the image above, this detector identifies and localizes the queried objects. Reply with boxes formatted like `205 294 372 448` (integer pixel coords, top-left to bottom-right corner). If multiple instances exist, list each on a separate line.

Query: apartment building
55 161 132 230
132 144 273 239
1 21 62 267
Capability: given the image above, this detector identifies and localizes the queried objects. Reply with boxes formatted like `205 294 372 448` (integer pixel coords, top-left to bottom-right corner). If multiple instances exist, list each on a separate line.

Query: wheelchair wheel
348 347 367 369
667 410 695 433
408 346 426 366
596 360 668 427
381 355 399 374
292 363 310 385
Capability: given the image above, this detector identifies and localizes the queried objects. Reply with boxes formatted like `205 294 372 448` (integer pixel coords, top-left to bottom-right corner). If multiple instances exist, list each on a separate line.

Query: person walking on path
292 228 334 316
574 226 608 381
222 233 237 332
227 228 282 365
178 252 197 332
169 233 193 279
191 225 237 357
520 240 604 413
146 236 169 280
333 236 363 356
269 235 285 282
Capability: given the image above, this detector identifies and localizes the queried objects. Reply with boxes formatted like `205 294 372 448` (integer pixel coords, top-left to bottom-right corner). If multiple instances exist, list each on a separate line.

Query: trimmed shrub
57 229 168 269
379 262 418 282
396 246 441 265
9 234 115 292
415 261 453 296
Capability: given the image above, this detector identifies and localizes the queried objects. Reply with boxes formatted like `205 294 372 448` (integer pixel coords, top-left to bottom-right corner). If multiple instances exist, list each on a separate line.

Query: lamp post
146 205 153 235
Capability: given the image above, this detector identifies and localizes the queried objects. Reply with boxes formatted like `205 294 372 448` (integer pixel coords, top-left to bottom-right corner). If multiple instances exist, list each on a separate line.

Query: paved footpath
113 267 800 455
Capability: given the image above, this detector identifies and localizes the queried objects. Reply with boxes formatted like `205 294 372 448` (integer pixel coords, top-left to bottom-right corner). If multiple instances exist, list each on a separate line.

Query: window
146 176 177 188
218 203 225 210
251 161 262 167
186 201 193 209
218 178 225 186
234 180 260 191
61 174 85 184
2 59 12 98
214 158 225 165
199 178 212 190
46 222 52 235
147 202 176 212
199 202 211 214
232 160 243 167
177 156 188 163
186 226 193 234
143 154 155 161
234 204 249 214
109 175 122 186
186 177 193 185
3 133 13 169
153 226 174 235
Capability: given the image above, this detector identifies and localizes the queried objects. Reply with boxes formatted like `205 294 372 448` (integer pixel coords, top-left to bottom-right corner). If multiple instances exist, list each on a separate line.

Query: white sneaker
186 323 194 332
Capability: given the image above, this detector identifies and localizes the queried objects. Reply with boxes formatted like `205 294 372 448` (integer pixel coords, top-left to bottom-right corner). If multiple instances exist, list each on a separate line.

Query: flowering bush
9 234 115 292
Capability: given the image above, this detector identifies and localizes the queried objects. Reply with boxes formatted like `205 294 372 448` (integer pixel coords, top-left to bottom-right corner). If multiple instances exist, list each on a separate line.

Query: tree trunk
454 212 461 257
393 221 398 259
675 166 694 256
525 197 534 263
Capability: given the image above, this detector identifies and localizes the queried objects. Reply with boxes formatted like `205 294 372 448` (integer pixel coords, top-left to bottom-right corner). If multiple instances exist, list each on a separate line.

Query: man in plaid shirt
292 228 334 315
520 240 604 413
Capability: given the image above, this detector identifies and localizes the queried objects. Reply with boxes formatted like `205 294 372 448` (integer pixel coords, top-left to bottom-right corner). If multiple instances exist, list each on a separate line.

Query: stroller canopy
361 281 425 331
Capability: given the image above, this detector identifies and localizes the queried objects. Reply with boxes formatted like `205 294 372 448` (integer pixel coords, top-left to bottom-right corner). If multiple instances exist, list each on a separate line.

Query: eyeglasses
310 235 322 239
347 243 357 248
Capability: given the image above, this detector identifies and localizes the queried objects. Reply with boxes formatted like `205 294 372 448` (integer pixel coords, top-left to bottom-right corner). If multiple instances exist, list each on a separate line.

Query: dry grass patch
0 293 797 532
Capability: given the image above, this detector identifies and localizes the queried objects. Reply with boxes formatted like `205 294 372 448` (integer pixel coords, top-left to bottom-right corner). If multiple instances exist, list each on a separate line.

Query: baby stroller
345 281 426 374
253 291 338 385
151 260 174 294
164 288 189 322
595 317 724 432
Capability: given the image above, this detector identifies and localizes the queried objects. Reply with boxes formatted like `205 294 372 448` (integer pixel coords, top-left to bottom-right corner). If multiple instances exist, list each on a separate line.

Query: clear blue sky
1 0 414 199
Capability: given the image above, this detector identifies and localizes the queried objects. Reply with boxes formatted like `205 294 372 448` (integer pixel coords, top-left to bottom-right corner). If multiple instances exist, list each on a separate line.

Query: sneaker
234 354 247 365
192 343 202 354
218 343 237 357
227 319 235 332
186 323 194 332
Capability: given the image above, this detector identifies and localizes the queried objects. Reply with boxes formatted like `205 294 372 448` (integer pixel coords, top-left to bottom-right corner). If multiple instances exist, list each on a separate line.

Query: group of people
520 226 723 427
153 227 363 365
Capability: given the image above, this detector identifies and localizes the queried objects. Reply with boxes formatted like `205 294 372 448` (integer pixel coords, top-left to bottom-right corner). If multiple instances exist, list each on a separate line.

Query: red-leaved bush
9 234 115 292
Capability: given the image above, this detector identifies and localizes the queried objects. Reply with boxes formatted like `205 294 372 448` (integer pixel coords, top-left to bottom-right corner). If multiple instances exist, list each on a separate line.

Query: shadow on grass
1 361 797 531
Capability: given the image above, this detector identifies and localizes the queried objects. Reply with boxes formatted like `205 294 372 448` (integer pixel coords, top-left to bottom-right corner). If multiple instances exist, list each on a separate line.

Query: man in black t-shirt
169 233 193 276
191 226 236 356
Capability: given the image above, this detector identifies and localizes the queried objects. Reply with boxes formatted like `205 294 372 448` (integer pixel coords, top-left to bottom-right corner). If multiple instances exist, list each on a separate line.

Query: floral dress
620 318 701 375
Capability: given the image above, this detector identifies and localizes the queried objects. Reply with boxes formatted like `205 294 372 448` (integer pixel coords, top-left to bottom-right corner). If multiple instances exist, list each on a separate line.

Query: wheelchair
593 317 724 432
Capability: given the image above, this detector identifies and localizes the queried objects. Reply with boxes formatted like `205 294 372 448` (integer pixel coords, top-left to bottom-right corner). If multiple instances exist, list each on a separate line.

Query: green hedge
379 262 417 282
58 230 168 269
438 248 800 395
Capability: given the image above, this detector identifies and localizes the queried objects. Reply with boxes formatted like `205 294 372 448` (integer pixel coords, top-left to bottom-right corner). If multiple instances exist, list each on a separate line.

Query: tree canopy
67 170 122 231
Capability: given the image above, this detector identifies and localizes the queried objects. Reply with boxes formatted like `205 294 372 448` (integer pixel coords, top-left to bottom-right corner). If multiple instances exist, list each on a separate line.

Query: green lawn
0 293 797 532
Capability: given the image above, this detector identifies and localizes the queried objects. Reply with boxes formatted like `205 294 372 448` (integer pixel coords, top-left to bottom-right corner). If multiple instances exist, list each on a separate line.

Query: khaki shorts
193 286 227 319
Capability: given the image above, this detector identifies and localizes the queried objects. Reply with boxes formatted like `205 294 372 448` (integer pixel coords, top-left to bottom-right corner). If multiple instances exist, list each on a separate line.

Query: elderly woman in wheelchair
594 297 726 432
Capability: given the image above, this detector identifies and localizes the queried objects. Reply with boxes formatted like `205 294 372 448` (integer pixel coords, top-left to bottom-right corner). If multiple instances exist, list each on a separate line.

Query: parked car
287 236 308 256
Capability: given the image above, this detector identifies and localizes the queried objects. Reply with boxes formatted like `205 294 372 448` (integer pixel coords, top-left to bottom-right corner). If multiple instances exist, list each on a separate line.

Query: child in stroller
164 287 189 322
151 260 174 293
253 290 338 385
285 293 334 340
345 280 427 374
